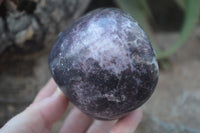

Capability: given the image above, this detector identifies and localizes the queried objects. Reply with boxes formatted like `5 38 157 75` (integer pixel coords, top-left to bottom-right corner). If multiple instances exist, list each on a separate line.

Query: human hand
0 78 142 133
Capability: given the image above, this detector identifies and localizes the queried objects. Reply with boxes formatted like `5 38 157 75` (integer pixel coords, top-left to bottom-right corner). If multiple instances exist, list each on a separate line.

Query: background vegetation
115 0 200 60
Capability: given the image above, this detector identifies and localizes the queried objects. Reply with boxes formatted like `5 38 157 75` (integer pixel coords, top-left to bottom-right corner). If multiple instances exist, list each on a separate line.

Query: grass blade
175 0 186 10
158 0 200 59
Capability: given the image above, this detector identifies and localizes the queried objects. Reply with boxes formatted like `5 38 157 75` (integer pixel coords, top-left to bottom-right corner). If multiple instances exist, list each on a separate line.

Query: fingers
87 120 116 133
1 88 68 133
28 88 69 127
34 78 57 102
59 107 142 133
110 108 143 133
59 107 93 133
86 109 142 133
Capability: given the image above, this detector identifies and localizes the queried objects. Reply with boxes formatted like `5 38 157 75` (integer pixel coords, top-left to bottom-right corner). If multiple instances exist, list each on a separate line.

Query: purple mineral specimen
48 8 159 120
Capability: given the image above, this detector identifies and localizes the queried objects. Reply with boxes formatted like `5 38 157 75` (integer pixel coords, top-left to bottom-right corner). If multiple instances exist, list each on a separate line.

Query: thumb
0 88 68 133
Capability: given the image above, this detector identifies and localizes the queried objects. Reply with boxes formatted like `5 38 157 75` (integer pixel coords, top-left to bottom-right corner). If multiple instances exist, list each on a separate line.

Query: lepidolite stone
48 8 159 120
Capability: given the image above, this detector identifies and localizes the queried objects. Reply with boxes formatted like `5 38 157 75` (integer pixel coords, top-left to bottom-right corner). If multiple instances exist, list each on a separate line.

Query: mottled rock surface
49 8 159 120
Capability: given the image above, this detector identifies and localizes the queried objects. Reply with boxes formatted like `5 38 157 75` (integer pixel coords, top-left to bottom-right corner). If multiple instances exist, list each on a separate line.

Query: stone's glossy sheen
49 8 159 120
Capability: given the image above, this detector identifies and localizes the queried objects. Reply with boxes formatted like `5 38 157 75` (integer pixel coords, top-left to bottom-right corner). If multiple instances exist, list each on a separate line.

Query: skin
0 78 143 133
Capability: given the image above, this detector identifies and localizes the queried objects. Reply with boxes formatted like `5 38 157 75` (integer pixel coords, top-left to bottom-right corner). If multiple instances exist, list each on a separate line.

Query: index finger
34 78 57 102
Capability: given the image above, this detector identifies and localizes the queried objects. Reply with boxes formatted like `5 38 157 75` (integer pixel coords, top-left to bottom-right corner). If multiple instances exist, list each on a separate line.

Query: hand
0 78 143 133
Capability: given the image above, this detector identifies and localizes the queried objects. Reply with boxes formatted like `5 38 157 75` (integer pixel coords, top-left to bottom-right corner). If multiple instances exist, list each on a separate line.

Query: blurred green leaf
139 0 153 19
175 0 186 10
158 0 200 59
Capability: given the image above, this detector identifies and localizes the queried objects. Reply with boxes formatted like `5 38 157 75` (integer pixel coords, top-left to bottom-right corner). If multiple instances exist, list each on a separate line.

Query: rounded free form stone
48 8 159 120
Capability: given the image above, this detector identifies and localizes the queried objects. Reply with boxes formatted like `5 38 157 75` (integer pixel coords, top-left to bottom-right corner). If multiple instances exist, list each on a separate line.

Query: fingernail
52 87 64 98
